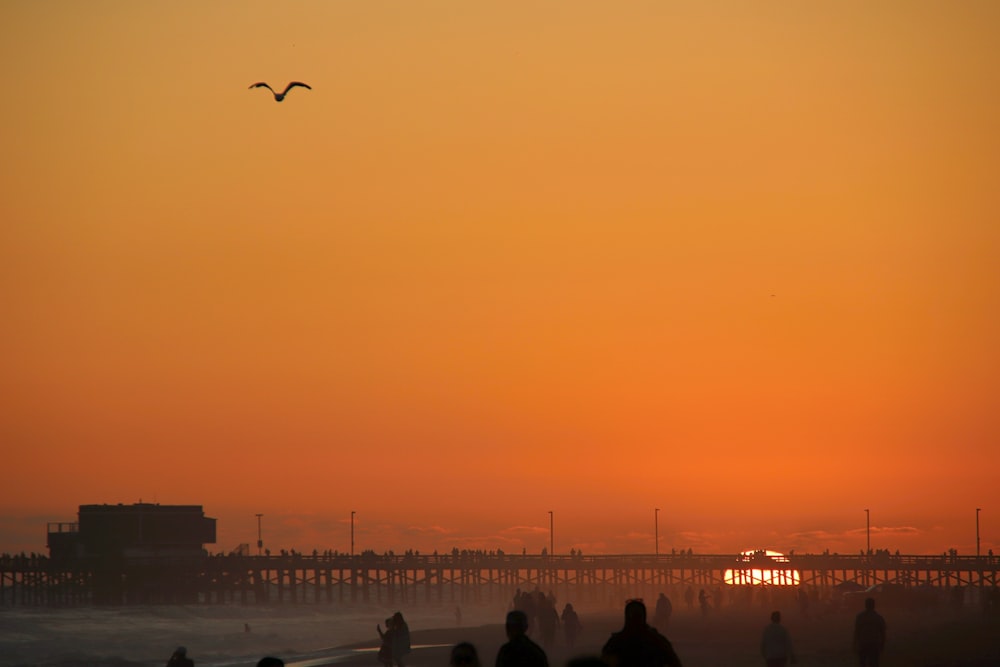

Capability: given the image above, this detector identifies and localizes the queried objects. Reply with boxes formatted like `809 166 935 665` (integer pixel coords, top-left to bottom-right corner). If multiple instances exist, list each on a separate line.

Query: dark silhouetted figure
698 589 710 616
653 593 673 631
562 602 583 649
797 588 810 618
853 598 887 667
257 659 284 667
390 612 411 667
496 610 548 667
683 586 694 611
248 81 311 102
167 647 193 667
451 642 482 667
760 611 796 667
377 617 395 667
537 595 559 650
601 599 683 667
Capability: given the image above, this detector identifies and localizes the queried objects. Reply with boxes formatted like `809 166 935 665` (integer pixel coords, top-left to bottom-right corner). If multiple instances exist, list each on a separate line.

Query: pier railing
1 552 996 607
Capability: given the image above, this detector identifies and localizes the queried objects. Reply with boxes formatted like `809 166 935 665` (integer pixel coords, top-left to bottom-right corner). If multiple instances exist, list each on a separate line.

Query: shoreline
3 604 998 667
282 606 1000 667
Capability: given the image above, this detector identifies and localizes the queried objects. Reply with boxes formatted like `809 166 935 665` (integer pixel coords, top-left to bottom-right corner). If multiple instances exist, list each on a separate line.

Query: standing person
760 611 796 667
450 642 482 667
377 617 394 667
167 647 194 667
601 599 683 667
683 586 694 612
698 589 710 616
390 612 411 667
853 598 887 667
537 596 559 650
653 593 673 631
561 603 583 650
496 610 548 667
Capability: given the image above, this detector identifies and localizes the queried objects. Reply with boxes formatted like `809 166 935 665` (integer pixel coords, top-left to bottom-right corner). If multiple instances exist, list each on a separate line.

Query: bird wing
248 82 276 93
282 81 312 94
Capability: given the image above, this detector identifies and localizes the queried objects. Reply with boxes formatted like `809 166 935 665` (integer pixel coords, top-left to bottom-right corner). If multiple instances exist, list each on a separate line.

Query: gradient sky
2 1 998 558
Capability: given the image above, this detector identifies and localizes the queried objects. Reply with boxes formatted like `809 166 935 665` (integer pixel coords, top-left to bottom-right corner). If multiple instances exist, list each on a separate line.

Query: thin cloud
501 525 550 537
403 524 458 537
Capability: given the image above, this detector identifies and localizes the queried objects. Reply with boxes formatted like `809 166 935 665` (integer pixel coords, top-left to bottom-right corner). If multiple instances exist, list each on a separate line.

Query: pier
1 552 996 607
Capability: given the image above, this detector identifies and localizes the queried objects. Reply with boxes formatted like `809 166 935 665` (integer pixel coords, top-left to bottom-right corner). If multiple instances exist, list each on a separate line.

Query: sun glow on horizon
724 549 801 586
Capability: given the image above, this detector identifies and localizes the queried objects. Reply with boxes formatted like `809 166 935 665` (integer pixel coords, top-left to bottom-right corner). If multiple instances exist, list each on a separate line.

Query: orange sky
1 1 998 557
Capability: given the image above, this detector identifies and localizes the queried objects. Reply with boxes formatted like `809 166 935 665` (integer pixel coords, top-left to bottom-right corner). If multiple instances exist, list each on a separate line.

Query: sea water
0 602 505 667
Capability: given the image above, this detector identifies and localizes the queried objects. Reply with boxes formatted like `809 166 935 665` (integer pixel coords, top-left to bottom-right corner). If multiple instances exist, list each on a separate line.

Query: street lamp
977 508 982 558
655 508 660 556
548 511 554 555
351 511 356 557
255 513 263 556
865 508 870 555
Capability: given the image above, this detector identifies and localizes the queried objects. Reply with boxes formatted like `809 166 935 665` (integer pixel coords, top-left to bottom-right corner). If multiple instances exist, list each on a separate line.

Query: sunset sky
2 1 998 558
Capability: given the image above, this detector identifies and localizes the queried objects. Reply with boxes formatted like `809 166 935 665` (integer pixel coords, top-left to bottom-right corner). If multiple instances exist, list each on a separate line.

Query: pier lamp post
351 511 356 557
655 508 660 556
865 509 870 555
256 513 263 556
977 508 981 557
548 511 554 555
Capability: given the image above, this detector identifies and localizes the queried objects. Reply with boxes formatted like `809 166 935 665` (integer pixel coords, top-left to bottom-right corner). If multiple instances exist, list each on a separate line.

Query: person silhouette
390 612 411 667
683 586 694 611
698 589 710 616
377 617 394 667
450 642 481 667
653 593 673 630
853 598 886 667
601 599 683 667
537 595 559 650
760 611 796 667
561 602 582 649
167 647 194 667
496 610 548 667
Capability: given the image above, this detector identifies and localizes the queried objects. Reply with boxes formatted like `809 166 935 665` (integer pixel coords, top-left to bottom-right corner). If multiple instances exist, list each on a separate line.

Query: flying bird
249 81 311 102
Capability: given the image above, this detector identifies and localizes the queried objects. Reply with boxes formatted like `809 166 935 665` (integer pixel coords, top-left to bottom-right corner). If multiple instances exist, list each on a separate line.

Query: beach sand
310 606 999 667
2 603 997 667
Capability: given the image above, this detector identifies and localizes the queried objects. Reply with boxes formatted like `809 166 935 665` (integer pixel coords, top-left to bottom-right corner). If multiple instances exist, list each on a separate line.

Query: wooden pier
1 552 996 607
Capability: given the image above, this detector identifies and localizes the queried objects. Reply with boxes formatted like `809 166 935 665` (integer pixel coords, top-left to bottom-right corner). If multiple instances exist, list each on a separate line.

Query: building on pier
47 503 216 562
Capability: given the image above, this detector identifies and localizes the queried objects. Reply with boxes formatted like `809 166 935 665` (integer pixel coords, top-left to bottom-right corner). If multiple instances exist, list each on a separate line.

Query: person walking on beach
450 642 482 667
561 602 583 650
853 597 886 667
167 646 194 667
601 599 683 667
390 612 411 667
653 593 673 631
537 595 559 650
496 610 548 667
377 617 395 667
760 611 796 667
698 589 711 616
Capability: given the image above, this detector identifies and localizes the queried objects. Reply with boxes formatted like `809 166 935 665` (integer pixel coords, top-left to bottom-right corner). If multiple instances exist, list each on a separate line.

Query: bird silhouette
248 81 311 102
